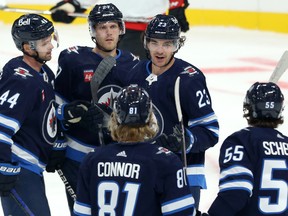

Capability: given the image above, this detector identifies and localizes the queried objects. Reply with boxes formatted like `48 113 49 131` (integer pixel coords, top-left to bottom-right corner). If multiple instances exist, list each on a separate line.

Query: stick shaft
56 169 77 202
174 76 188 168
10 189 35 216
268 50 288 83
1 6 87 18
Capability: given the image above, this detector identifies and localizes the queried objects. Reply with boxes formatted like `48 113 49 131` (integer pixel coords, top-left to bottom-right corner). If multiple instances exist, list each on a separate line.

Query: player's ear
23 43 32 53
23 43 36 55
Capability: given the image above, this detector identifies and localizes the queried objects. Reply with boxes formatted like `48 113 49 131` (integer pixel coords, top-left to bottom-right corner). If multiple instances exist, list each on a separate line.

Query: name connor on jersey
263 141 288 156
98 162 140 179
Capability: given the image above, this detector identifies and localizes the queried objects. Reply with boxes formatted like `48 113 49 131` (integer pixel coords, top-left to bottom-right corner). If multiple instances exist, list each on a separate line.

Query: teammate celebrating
0 14 59 215
73 84 196 216
202 82 288 216
125 14 220 209
53 3 139 214
50 0 190 59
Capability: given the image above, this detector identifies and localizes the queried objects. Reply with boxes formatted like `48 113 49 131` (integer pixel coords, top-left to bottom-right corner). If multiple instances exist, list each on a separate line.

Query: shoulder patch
14 67 33 78
66 46 79 54
180 66 199 77
156 146 173 155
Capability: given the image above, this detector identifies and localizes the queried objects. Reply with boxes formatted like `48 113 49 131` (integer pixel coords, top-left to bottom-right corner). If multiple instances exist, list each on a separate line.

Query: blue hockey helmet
243 82 284 120
144 14 185 52
88 3 125 36
145 14 181 40
11 14 55 51
113 84 152 126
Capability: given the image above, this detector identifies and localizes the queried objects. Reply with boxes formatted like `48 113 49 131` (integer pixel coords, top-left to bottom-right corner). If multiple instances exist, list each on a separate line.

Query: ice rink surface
1 21 288 215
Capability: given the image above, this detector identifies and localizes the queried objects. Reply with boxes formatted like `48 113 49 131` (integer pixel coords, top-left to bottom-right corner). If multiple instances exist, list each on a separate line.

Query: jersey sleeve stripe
0 132 13 146
186 165 205 175
12 143 46 173
73 201 91 216
219 180 253 196
220 166 253 180
161 195 195 215
0 114 20 133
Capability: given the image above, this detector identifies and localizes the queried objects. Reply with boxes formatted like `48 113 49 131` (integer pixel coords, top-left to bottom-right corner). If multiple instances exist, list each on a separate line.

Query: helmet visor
29 29 59 53
146 38 179 52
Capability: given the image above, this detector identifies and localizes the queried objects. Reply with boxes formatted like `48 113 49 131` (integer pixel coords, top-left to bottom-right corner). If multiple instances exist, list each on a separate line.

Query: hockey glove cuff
46 132 67 173
56 100 90 124
0 162 21 196
50 0 86 23
155 124 193 153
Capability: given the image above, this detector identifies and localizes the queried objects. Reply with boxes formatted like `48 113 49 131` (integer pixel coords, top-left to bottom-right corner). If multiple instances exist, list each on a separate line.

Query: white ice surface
1 22 288 215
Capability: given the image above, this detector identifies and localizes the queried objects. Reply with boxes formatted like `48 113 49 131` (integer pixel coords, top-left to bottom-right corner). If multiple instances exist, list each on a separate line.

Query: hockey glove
57 100 90 124
50 0 86 24
0 162 20 196
78 103 104 132
169 1 189 33
155 124 194 153
46 131 67 173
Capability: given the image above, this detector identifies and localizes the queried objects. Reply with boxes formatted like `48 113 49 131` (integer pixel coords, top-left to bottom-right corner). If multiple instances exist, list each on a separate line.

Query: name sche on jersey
262 141 288 156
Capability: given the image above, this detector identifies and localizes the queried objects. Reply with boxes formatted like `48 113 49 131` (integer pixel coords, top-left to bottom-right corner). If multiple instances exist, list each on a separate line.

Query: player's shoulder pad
62 45 89 55
174 58 203 77
153 146 179 161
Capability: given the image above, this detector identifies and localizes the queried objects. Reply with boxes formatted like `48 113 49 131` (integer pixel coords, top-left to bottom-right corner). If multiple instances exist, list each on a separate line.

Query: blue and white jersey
125 58 219 189
0 56 57 175
55 46 139 162
208 127 288 216
74 142 196 216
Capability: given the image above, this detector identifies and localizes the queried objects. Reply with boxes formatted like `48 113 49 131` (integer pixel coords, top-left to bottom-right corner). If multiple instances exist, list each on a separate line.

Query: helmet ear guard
243 82 284 120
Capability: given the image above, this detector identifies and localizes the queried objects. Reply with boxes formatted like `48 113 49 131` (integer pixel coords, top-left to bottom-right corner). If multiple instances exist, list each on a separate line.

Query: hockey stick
10 189 35 216
268 50 288 83
56 169 76 202
0 6 87 18
174 76 188 169
90 56 116 145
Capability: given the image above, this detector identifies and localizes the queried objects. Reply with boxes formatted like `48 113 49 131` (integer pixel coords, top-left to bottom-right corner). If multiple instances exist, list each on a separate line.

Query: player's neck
22 55 43 72
152 58 175 76
93 47 117 58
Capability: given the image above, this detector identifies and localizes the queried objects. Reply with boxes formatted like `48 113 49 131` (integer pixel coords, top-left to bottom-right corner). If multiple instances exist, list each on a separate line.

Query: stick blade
174 76 182 122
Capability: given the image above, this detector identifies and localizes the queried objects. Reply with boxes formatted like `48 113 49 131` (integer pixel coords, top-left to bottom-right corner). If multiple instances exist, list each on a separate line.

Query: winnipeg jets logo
43 101 57 144
14 67 33 78
146 73 157 85
180 66 198 77
98 85 121 107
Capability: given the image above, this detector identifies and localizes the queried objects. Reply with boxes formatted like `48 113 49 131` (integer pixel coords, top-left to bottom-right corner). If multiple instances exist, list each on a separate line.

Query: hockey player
50 0 189 59
124 14 219 209
73 84 196 216
202 82 288 216
0 13 59 216
53 3 139 214
0 13 96 216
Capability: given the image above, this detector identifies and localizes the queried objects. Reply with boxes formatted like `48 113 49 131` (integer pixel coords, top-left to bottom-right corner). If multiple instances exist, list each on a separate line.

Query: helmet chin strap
23 50 46 64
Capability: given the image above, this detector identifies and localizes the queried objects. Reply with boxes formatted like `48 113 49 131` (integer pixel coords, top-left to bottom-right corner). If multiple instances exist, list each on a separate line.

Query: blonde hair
108 111 158 142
